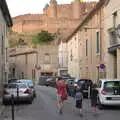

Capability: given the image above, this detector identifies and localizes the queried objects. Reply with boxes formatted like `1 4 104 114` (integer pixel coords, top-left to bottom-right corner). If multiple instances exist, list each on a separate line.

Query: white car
3 83 33 104
97 79 120 109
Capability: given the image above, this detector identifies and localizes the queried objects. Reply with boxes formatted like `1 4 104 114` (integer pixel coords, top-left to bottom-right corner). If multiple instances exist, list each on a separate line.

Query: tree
32 30 55 45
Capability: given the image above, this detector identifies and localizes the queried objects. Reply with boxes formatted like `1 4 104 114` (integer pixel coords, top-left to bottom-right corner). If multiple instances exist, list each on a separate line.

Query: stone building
12 0 96 34
9 45 58 82
0 0 12 95
8 0 97 81
104 0 120 78
58 0 105 82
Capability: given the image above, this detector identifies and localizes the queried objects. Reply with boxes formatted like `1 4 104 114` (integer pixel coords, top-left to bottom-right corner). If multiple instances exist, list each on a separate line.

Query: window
1 35 4 55
44 53 50 64
70 50 73 61
96 32 100 53
86 40 88 56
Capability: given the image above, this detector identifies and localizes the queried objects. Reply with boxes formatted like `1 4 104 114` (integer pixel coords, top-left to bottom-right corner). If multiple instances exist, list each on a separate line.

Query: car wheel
97 97 103 110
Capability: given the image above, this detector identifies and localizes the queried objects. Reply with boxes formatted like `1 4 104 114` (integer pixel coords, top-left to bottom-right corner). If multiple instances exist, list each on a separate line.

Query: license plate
83 90 88 92
112 97 120 100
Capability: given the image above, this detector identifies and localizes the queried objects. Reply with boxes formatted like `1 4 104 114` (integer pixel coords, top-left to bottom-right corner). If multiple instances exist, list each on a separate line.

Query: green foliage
9 38 18 48
32 30 55 45
18 38 27 46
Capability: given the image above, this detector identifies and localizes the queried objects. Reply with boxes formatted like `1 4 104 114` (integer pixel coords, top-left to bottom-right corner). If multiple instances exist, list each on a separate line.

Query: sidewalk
0 98 5 115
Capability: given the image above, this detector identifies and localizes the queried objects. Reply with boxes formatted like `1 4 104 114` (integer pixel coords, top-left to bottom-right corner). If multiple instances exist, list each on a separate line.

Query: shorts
76 100 82 109
57 94 61 101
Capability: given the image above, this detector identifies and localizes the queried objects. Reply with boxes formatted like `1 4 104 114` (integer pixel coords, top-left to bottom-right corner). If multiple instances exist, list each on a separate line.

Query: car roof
99 79 120 82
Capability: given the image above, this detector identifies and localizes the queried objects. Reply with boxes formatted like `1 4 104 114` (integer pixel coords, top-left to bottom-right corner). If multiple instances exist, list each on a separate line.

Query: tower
49 0 57 18
72 0 81 19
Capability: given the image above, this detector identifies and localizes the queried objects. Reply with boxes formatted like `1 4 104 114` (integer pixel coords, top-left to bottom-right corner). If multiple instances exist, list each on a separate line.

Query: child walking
75 87 83 116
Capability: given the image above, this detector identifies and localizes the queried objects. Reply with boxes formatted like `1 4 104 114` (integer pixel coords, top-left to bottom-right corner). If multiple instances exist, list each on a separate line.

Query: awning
108 44 120 53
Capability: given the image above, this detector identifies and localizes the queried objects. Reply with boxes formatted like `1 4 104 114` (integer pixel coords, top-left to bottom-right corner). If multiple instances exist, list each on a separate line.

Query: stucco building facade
59 0 105 82
0 0 12 95
104 0 120 78
9 45 58 82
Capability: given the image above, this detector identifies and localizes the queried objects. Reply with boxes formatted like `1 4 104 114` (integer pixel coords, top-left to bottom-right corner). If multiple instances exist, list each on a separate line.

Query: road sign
100 64 105 69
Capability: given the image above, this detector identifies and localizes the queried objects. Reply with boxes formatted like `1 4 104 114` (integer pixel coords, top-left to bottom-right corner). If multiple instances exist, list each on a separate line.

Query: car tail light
101 90 108 95
24 89 31 94
29 85 34 89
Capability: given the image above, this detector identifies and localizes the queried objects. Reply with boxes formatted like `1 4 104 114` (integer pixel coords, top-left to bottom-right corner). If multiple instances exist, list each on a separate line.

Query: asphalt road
1 85 120 120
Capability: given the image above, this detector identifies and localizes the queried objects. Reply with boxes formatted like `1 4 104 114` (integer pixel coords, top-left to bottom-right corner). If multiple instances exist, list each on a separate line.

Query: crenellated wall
12 1 97 33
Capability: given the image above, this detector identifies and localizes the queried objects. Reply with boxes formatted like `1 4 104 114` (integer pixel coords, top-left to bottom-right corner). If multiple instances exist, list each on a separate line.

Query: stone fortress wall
12 0 96 33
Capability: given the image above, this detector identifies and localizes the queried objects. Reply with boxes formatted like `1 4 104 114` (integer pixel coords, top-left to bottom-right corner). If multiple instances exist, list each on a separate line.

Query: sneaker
59 108 63 115
80 113 83 117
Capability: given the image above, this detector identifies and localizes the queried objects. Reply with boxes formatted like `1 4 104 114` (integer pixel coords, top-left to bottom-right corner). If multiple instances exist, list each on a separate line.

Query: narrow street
1 85 120 120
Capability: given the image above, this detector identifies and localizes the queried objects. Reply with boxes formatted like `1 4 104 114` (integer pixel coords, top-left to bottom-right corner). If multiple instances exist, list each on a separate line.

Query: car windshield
104 81 120 92
7 84 17 88
18 84 27 88
26 80 33 84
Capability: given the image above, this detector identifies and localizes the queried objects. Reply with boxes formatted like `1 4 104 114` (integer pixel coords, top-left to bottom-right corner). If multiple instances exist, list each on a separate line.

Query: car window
104 81 120 92
26 80 33 84
8 84 17 88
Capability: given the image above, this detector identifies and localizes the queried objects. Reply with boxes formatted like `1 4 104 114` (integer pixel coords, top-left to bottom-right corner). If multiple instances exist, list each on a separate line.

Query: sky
6 0 99 17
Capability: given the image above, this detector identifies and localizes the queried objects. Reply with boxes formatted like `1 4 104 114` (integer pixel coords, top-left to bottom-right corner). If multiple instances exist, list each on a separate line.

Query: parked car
44 77 56 87
3 83 33 104
97 79 120 109
77 79 93 98
39 76 51 86
16 79 36 98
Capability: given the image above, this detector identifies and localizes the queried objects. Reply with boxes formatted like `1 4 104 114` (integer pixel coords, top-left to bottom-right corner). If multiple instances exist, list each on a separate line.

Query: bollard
11 94 15 120
17 85 19 103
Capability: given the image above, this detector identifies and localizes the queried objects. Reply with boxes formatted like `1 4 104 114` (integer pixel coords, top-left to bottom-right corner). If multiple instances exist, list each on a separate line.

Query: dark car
38 76 50 86
77 79 93 98
44 77 56 87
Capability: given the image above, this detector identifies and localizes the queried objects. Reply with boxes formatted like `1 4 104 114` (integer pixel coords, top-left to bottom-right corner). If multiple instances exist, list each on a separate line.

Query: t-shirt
56 80 67 96
75 92 83 101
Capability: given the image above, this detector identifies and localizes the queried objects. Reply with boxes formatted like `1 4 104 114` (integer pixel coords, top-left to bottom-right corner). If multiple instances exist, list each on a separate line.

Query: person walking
56 77 68 115
91 84 98 112
75 87 83 116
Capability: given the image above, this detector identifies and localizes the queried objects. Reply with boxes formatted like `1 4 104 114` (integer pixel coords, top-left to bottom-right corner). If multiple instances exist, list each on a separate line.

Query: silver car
3 83 33 104
17 79 36 98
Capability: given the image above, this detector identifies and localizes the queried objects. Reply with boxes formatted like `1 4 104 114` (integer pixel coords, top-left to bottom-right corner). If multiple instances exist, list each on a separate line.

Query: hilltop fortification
12 0 96 33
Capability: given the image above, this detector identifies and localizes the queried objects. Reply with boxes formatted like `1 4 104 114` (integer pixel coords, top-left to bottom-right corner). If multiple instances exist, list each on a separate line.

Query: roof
65 0 105 42
9 50 37 57
0 0 13 27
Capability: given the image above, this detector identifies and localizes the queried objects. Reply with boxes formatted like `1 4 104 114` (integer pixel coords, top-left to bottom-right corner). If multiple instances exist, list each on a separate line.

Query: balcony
108 27 120 52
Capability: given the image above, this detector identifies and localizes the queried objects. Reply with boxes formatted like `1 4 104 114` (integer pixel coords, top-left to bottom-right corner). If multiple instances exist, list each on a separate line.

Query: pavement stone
0 98 5 115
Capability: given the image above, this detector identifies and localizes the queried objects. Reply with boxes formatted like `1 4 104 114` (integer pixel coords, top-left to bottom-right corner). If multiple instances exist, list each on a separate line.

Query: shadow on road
100 106 120 111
